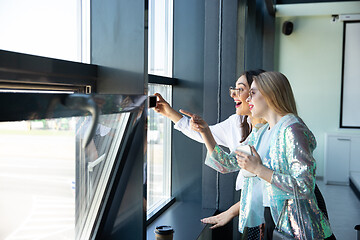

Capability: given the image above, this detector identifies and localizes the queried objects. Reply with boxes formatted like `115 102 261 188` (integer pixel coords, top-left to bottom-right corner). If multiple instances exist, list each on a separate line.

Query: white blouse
174 114 249 190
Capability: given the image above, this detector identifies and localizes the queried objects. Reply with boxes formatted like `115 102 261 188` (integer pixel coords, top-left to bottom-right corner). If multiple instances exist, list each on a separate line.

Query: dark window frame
0 50 97 93
146 74 177 226
340 21 360 129
148 74 178 85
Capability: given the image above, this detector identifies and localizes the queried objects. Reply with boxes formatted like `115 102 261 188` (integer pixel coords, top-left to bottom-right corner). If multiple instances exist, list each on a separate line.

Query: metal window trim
148 74 177 85
0 50 97 93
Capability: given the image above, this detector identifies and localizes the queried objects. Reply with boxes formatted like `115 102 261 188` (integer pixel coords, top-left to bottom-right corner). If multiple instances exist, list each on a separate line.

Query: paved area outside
0 131 75 240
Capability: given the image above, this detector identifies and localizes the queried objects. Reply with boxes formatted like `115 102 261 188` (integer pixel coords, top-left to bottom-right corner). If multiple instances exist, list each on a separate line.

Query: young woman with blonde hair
196 71 335 239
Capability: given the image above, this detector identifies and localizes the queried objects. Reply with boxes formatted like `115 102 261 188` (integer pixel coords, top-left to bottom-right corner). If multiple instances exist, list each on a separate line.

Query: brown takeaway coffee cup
155 225 174 240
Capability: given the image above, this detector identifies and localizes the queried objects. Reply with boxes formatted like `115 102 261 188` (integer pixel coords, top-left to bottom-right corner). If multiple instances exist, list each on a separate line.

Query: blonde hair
254 71 297 116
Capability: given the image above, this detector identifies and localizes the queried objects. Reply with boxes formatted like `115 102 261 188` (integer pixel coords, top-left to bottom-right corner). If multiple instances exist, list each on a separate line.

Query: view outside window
0 0 90 63
147 84 172 217
0 119 76 239
148 0 173 77
147 0 174 219
0 105 132 240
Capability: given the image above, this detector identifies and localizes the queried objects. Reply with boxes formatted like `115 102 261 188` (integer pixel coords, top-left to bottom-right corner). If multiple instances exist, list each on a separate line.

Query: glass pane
148 0 173 77
75 112 130 239
0 0 89 63
0 112 130 239
0 119 76 239
147 84 172 218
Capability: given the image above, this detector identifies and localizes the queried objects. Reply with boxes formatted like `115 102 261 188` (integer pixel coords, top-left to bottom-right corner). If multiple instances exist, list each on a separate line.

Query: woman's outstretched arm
179 109 217 154
154 93 183 123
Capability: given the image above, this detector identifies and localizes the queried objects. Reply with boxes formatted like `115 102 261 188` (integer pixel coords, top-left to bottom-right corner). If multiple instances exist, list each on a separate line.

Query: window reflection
75 112 130 239
0 111 130 239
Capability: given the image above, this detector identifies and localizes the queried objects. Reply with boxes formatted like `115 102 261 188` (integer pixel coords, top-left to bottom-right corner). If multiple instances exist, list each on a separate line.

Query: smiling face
230 75 251 116
246 81 270 119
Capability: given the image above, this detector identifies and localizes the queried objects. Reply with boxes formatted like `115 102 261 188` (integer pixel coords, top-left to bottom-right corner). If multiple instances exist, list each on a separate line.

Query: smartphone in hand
235 145 257 177
148 95 157 108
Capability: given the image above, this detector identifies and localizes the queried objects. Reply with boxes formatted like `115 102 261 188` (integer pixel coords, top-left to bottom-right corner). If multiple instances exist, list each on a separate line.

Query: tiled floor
316 180 360 240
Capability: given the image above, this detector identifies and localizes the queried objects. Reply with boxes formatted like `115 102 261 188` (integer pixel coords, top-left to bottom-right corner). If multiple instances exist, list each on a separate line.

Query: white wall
274 2 360 176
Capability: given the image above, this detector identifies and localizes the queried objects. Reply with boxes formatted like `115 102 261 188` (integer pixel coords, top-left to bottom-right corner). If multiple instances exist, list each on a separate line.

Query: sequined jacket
205 114 333 239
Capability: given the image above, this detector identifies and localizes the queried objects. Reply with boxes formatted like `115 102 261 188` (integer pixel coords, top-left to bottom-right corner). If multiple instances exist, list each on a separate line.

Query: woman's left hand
236 146 263 175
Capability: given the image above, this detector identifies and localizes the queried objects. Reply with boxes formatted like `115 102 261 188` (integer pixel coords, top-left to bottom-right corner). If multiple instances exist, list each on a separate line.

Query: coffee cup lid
155 225 174 235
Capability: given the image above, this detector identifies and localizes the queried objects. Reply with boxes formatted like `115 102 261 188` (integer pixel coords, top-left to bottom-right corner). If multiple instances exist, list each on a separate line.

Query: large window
148 0 173 78
147 0 174 220
0 1 96 239
147 84 172 218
